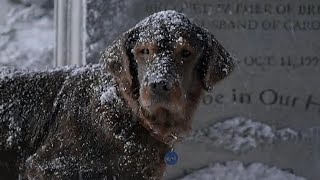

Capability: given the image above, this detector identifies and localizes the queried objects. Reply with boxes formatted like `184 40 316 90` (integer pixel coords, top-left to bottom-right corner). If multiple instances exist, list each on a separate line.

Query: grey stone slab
85 0 320 179
0 1 12 25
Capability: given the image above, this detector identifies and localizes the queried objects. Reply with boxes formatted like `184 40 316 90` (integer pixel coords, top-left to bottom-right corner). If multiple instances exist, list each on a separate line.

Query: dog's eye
140 48 150 55
181 49 191 58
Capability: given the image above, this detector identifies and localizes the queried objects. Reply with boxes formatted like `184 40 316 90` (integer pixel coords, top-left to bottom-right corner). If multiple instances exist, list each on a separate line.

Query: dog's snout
149 80 172 93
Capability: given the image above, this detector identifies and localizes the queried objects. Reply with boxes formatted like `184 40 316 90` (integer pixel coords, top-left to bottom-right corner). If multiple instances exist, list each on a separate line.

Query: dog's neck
138 106 182 146
119 91 182 145
117 78 203 146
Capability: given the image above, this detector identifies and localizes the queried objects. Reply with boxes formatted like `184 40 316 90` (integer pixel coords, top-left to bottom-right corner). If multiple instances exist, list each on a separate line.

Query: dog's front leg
23 138 81 180
24 151 78 179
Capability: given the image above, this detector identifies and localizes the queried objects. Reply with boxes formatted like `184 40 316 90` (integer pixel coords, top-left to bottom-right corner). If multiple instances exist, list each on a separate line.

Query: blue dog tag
164 151 178 165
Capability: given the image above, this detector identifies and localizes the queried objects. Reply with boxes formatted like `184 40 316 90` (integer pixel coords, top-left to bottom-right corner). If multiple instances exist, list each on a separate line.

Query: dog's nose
149 80 172 93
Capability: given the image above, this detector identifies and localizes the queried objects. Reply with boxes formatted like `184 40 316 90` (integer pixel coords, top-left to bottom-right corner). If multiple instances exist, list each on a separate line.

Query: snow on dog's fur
0 10 234 179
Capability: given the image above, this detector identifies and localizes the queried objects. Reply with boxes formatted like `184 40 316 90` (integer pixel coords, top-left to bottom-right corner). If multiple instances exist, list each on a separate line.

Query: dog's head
101 10 234 144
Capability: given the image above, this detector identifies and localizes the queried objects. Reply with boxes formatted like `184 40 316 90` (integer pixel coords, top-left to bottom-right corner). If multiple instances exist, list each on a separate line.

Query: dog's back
0 65 167 179
0 65 107 177
0 10 234 179
0 66 73 177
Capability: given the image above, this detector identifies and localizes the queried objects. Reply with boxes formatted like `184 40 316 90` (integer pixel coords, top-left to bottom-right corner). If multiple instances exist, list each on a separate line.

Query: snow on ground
186 117 298 153
0 3 54 70
179 161 306 180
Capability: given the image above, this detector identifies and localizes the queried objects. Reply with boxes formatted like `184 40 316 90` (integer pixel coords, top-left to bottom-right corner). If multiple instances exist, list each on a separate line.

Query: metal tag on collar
164 146 178 165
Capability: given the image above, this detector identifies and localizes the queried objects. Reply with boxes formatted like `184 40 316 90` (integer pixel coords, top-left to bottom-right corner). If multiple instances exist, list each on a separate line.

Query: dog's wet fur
0 11 234 179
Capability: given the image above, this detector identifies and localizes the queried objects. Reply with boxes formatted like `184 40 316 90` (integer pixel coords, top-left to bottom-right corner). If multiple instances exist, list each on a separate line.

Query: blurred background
0 0 54 70
1 0 320 179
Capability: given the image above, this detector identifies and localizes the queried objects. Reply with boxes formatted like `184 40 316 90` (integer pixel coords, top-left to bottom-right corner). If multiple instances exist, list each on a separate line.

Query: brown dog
0 10 234 179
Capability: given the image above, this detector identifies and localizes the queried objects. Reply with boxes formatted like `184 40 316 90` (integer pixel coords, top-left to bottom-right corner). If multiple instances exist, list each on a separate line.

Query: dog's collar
138 106 180 146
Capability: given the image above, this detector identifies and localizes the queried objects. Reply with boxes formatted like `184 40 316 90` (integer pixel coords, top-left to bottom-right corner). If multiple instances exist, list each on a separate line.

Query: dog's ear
200 31 235 91
100 29 139 97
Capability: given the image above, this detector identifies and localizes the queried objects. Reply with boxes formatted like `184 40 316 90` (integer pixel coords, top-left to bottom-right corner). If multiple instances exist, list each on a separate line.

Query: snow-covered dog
0 10 234 179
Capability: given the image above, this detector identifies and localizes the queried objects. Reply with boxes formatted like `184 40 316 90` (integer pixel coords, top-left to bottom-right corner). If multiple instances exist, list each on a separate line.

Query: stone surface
0 2 54 70
85 0 320 179
0 1 11 25
11 0 54 9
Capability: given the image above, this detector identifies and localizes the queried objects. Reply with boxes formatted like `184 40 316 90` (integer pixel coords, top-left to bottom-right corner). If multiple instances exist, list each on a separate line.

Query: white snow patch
0 66 18 79
186 117 298 153
179 161 306 180
6 135 13 147
196 33 203 40
134 10 192 44
177 36 184 45
100 86 118 104
70 66 89 76
277 128 298 141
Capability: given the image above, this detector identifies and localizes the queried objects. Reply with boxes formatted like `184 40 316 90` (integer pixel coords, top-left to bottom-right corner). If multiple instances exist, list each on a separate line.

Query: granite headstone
86 0 320 179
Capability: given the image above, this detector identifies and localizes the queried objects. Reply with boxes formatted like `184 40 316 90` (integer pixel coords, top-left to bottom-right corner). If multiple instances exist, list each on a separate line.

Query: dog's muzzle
144 58 178 95
148 79 172 94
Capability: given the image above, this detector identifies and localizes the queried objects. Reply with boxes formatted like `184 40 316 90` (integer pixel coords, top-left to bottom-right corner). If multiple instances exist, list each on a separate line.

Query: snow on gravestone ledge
178 161 306 180
185 117 299 153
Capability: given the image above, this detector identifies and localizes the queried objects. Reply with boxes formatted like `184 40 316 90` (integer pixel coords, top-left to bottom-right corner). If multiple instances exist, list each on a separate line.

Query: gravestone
0 1 11 25
86 0 320 179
